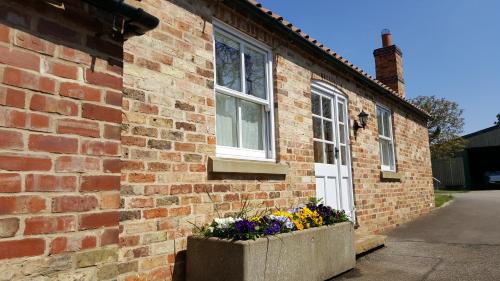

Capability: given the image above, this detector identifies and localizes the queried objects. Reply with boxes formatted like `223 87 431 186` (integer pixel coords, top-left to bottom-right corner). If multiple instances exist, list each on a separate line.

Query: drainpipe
82 0 159 40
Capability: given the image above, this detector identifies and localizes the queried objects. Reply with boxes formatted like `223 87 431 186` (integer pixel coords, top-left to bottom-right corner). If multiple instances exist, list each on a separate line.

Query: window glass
337 102 344 123
314 141 324 163
340 145 347 165
312 94 321 115
339 124 345 144
313 117 322 139
323 120 333 141
216 94 238 147
377 108 384 136
382 111 391 138
322 97 331 119
326 143 335 164
244 47 266 99
376 105 396 171
214 26 273 160
241 100 263 150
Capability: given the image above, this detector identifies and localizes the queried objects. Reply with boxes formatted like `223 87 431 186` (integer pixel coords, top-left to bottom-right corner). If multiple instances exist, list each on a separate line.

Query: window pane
337 102 344 123
312 94 321 115
388 141 395 170
322 97 331 119
323 120 333 141
377 108 384 136
313 117 322 139
380 139 390 167
340 145 347 165
383 111 391 138
314 141 324 163
215 32 241 91
216 94 238 147
244 47 266 99
241 100 263 150
326 143 335 164
339 124 345 144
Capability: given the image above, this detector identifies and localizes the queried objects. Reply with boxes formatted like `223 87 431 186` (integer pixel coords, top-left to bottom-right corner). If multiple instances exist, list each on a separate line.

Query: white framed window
213 20 275 161
376 105 396 171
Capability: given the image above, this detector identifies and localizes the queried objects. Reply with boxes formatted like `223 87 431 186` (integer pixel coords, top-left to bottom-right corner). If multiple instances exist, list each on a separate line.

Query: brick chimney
373 29 405 97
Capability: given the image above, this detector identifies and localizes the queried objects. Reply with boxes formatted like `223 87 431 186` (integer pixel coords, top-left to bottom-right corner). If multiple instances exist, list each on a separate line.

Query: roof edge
226 0 430 119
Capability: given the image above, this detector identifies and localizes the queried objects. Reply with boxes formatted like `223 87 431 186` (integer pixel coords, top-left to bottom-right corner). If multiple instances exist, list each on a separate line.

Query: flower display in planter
199 198 350 241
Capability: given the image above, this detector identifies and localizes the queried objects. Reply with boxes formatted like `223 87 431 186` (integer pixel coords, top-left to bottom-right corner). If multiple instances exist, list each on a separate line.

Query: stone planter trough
186 221 355 281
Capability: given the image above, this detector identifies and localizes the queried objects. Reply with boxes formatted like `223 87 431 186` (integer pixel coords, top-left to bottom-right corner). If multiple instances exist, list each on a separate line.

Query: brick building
0 0 434 280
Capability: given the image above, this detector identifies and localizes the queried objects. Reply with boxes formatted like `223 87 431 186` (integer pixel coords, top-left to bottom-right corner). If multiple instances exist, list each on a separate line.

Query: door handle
335 147 339 159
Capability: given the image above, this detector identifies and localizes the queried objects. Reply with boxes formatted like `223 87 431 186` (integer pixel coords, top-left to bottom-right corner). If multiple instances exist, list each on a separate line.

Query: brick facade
0 1 123 280
0 0 434 280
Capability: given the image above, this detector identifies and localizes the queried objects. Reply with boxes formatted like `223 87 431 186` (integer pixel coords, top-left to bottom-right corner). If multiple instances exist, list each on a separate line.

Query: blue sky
260 0 500 134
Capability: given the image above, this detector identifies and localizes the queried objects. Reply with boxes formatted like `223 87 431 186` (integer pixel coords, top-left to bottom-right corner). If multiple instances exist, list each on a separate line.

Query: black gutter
224 0 430 119
83 0 159 39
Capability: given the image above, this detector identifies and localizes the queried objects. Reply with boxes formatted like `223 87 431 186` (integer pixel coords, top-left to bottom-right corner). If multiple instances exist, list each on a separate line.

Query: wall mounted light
354 110 369 131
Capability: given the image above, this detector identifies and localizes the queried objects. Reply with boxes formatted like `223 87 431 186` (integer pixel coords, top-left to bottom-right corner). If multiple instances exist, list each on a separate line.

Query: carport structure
432 125 500 188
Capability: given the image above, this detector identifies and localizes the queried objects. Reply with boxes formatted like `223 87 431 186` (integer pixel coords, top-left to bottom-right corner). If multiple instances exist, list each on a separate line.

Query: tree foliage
411 95 466 159
495 113 500 125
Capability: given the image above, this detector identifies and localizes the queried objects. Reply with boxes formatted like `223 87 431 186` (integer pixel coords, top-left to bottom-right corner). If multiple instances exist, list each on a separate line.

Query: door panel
311 82 355 220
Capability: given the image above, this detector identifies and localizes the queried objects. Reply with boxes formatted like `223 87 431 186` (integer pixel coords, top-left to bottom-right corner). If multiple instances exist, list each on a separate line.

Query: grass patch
435 194 453 207
435 189 469 195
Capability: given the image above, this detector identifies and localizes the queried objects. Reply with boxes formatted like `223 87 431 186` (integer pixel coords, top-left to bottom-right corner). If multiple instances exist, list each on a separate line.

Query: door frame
311 80 355 221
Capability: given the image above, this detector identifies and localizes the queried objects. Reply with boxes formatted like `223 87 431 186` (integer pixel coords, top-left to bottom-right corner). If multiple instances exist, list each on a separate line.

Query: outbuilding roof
229 0 430 118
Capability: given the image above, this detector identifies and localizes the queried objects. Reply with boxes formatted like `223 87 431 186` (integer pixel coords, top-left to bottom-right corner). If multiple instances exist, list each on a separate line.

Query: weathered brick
3 67 55 94
81 175 120 191
0 238 45 260
82 103 122 124
57 118 100 138
128 173 155 183
0 153 51 171
14 31 55 55
29 134 78 154
30 94 78 116
0 217 19 238
25 174 77 192
0 45 40 71
0 173 21 192
85 69 122 90
175 122 196 131
0 129 23 150
24 215 76 234
52 196 98 212
104 124 121 140
60 82 101 101
55 156 100 172
81 140 120 156
47 61 79 80
143 208 168 219
76 248 118 267
147 139 171 150
0 86 26 109
101 228 119 246
101 192 121 209
103 158 121 173
79 212 119 230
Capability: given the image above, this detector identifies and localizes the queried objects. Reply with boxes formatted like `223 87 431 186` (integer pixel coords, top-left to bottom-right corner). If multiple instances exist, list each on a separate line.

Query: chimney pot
381 29 392 47
373 29 405 97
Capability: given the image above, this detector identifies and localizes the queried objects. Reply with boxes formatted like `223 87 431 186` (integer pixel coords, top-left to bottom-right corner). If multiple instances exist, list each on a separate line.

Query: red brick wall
0 1 122 279
0 1 434 280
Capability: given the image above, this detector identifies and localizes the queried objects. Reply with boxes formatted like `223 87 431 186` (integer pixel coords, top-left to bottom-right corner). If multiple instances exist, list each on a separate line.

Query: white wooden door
311 82 355 220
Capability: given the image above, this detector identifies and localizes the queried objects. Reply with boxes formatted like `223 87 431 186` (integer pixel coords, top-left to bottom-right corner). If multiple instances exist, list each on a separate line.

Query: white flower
214 217 236 228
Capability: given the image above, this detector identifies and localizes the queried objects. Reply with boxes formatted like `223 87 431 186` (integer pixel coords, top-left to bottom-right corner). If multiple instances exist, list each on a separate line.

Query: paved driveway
333 191 500 281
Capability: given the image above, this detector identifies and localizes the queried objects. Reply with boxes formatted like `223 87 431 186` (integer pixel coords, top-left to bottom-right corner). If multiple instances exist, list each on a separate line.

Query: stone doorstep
355 232 387 255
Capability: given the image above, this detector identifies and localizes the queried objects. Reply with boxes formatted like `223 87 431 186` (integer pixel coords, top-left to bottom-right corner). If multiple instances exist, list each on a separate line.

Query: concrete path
332 191 500 281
